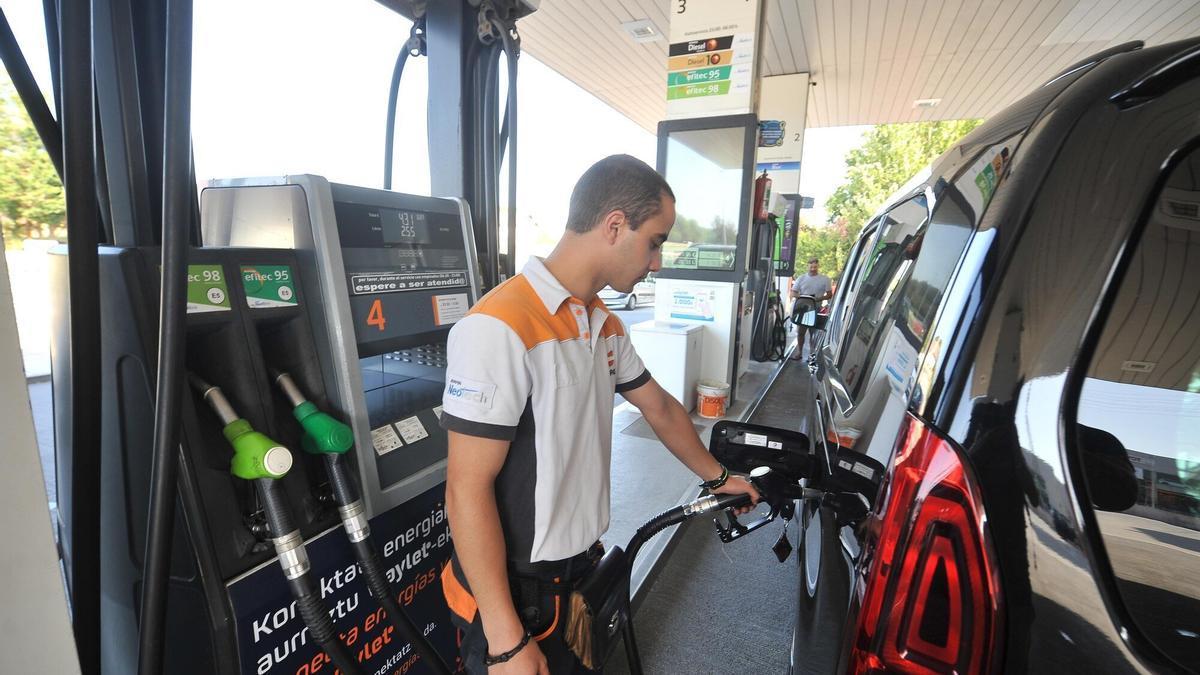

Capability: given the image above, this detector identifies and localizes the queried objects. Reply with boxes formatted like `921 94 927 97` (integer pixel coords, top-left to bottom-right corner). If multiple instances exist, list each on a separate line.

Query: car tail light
850 413 1003 674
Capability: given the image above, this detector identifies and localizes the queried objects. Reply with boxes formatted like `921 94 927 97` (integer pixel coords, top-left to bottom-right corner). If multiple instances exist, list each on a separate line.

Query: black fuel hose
258 479 364 675
621 492 754 675
138 0 194 671
324 454 453 675
479 42 502 286
383 20 425 190
382 44 410 191
625 492 753 566
494 18 519 280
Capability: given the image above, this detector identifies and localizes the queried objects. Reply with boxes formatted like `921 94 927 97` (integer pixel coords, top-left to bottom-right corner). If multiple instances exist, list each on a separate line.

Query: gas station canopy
510 0 1200 131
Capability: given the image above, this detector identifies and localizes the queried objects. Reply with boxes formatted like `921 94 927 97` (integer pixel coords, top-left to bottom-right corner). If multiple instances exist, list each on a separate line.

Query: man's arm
445 431 548 673
621 377 759 505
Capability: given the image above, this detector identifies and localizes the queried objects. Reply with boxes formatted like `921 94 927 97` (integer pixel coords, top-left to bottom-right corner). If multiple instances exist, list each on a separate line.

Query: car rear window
1073 145 1200 671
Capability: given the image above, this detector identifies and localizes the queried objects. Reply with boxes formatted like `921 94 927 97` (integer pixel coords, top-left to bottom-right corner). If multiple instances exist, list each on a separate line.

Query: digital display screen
380 209 433 245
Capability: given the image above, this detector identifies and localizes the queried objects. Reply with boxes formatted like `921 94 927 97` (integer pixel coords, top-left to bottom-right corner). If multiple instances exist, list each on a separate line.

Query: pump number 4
367 298 387 331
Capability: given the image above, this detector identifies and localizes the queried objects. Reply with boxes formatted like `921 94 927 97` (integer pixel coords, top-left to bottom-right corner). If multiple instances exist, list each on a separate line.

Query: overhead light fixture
622 19 663 43
913 98 941 109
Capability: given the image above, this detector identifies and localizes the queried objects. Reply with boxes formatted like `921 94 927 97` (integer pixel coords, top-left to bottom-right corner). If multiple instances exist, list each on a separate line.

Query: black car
771 39 1200 674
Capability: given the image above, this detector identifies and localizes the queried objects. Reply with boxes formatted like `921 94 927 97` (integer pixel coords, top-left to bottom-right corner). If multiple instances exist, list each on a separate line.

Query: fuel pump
29 0 534 671
749 204 788 362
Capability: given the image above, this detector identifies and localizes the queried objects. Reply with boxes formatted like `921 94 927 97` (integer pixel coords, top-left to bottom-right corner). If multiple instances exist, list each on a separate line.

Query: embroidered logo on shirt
446 376 497 409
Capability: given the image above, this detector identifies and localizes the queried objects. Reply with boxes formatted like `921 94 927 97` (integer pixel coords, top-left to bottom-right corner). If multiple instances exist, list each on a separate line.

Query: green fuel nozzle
273 372 354 455
188 373 293 480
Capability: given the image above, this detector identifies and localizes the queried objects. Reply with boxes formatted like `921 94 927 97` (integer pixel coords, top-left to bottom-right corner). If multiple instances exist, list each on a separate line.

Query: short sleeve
790 277 802 293
611 315 650 393
440 313 532 441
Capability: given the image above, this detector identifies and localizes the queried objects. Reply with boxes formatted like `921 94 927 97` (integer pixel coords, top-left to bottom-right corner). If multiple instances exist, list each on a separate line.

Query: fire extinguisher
754 170 772 223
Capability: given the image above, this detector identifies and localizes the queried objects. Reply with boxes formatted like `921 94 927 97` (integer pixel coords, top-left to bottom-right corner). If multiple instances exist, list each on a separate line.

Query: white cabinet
630 321 703 411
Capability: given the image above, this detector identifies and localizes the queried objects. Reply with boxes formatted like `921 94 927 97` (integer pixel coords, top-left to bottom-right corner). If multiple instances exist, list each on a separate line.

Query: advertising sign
227 485 458 675
666 0 762 119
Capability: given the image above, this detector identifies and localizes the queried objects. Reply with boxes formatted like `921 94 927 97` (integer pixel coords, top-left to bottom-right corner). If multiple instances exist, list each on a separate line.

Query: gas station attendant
439 155 760 674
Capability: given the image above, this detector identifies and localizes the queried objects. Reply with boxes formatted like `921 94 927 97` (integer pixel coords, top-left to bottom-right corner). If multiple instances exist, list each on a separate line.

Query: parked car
777 39 1200 674
599 274 656 310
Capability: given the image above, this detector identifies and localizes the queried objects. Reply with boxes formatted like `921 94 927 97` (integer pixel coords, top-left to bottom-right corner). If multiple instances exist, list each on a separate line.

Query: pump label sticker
241 265 298 309
395 416 429 445
743 433 768 447
371 424 404 456
186 264 232 313
431 293 469 326
349 270 468 295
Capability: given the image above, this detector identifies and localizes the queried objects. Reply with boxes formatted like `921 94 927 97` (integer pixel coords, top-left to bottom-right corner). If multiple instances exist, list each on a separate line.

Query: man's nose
649 252 662 272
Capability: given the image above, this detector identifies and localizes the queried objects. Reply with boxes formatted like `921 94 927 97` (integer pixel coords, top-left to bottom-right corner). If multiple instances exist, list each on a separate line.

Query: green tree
792 216 848 280
826 119 982 240
0 80 65 245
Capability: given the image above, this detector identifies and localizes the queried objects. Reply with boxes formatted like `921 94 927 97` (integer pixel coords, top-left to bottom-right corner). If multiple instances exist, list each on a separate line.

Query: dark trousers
442 546 602 674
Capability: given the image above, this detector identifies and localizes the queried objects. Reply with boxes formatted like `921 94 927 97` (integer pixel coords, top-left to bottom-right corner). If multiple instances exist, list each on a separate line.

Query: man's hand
711 474 760 515
490 639 549 675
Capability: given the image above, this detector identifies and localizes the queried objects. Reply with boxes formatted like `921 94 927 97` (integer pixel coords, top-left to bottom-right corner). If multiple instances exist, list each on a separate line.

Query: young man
788 257 832 360
439 155 759 674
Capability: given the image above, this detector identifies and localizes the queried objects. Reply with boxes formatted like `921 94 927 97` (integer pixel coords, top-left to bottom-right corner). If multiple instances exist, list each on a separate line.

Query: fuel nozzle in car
707 421 884 560
271 372 453 675
188 374 364 675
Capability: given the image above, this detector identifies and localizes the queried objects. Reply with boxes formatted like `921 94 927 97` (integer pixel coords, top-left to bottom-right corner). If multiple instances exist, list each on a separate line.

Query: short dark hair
566 155 675 233
808 257 820 264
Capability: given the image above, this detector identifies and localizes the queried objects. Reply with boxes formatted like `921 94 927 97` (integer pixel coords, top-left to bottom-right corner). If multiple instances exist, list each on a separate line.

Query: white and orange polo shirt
440 256 650 563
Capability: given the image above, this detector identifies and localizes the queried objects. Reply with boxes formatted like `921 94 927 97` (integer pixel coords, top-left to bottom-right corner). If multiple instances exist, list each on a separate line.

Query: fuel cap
264 446 293 477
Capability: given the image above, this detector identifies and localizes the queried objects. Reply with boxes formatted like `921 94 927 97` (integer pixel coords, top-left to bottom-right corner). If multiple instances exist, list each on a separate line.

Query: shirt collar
522 256 573 314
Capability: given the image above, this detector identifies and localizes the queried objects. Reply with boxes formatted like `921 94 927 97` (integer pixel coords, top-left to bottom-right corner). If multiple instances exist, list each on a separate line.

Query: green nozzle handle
273 372 354 455
223 419 294 480
293 401 354 455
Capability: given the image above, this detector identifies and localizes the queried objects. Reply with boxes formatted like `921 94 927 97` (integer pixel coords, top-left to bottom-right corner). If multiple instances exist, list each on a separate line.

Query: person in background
789 257 832 360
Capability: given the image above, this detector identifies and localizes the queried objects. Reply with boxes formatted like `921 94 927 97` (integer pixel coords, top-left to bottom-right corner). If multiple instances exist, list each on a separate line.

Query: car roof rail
1111 39 1200 109
1043 40 1144 88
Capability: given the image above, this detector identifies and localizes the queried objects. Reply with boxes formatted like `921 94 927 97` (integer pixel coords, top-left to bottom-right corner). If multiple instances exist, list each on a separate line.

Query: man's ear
600 210 625 244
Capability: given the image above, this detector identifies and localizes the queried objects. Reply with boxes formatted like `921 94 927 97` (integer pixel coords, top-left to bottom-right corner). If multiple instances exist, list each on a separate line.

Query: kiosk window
661 127 745 271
